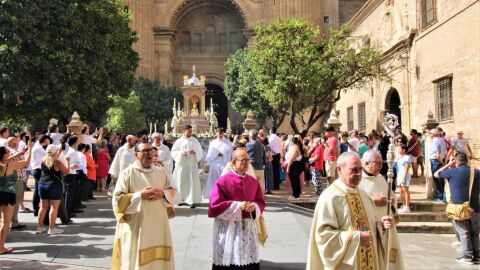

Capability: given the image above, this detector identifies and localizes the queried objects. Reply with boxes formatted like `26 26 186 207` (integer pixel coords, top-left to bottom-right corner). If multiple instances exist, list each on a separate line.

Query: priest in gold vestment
112 142 176 270
307 152 394 270
359 150 404 270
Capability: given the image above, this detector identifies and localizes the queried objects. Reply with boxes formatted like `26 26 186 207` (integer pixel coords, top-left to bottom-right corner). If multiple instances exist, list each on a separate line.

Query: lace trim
212 218 260 266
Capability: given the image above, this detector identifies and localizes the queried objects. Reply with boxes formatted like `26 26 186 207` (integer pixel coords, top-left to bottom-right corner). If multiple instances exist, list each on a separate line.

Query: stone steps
395 200 453 234
396 222 454 234
398 211 448 222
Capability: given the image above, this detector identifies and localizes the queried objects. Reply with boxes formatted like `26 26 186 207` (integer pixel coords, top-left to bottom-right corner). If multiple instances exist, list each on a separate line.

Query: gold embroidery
389 248 398 263
114 193 133 222
345 192 378 270
111 238 121 270
139 245 172 266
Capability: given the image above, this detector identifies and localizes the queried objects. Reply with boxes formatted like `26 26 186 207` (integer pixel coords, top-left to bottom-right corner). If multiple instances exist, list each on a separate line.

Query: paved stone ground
0 177 477 270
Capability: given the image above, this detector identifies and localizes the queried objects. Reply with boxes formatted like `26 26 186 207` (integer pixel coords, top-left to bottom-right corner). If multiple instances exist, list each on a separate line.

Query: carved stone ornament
383 113 399 138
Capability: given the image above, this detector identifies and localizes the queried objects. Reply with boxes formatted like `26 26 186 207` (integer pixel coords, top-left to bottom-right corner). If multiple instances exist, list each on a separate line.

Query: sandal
0 247 14 255
19 208 33 213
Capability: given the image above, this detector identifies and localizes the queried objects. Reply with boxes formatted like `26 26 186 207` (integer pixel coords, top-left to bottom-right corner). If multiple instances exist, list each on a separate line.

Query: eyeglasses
346 167 363 174
136 148 153 153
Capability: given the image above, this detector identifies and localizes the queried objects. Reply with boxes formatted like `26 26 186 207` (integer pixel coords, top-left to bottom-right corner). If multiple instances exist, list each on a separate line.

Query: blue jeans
430 159 444 200
453 212 480 258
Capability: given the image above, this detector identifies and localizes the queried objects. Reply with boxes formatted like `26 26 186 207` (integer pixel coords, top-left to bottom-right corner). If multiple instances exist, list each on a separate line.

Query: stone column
154 27 175 83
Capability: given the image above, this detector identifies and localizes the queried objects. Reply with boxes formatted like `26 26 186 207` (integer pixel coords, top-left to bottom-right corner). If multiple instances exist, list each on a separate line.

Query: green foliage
0 0 139 126
105 91 145 133
133 78 182 126
224 49 287 127
250 19 387 135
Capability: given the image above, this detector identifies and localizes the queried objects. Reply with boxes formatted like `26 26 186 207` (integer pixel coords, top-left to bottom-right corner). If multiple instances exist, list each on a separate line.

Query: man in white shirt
30 135 51 216
47 124 63 145
0 126 9 147
64 136 81 218
347 129 360 153
152 133 173 173
109 135 137 180
268 127 282 190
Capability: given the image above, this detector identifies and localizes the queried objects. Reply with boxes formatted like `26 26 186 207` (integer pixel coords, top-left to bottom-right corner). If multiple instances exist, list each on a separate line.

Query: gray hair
337 152 361 168
249 129 258 140
429 128 439 136
361 150 382 166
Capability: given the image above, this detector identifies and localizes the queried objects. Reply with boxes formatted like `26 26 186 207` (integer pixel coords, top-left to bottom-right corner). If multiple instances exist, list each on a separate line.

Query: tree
0 0 138 127
133 78 183 127
105 91 145 133
224 48 287 127
251 19 389 135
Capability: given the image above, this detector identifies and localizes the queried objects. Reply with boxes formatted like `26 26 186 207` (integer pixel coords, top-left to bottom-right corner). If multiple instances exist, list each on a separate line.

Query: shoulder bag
446 168 475 221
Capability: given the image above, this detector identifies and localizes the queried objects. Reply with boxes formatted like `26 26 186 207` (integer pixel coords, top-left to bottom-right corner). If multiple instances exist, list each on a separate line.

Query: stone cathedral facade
122 0 367 129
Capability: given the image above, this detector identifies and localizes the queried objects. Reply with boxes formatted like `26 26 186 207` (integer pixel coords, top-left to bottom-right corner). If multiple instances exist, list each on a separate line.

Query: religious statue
209 108 218 134
191 95 200 116
171 113 179 135
383 113 399 138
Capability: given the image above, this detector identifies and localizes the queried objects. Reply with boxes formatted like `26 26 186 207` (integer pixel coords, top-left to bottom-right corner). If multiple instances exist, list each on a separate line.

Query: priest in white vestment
112 142 176 270
359 150 404 270
208 149 265 270
203 128 233 198
307 152 394 270
171 125 203 207
151 133 173 173
109 135 137 179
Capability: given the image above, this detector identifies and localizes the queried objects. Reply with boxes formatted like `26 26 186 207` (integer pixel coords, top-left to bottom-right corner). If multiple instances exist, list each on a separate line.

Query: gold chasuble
112 161 175 270
307 179 385 270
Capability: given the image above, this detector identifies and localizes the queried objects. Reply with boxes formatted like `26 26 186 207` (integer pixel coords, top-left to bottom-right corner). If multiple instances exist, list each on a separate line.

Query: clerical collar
362 168 374 176
231 169 246 178
132 161 153 173
337 179 357 190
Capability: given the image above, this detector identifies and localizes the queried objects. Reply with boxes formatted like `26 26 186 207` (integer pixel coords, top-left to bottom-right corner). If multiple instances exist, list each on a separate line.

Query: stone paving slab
1 190 478 270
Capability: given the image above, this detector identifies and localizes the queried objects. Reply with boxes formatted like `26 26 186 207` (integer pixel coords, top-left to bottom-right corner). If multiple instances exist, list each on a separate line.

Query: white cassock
112 161 176 270
153 142 174 173
109 144 136 179
359 173 404 270
203 138 232 198
307 179 387 270
171 136 204 205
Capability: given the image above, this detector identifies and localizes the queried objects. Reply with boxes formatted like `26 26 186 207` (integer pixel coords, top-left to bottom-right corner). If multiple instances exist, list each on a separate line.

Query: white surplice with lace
212 202 261 266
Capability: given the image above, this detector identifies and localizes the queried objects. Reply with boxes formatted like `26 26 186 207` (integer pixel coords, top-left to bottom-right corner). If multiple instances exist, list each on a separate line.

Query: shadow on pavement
0 260 70 269
260 260 306 270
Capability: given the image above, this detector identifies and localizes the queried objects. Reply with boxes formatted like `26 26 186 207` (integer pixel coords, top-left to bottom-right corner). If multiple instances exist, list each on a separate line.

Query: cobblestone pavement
0 186 477 270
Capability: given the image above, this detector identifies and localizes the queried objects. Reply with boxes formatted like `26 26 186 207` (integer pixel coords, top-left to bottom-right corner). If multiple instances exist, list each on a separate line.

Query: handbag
446 167 475 221
255 214 268 246
161 198 176 219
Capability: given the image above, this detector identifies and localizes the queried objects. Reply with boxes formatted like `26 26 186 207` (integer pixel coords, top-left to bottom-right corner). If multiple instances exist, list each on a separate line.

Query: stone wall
334 0 480 160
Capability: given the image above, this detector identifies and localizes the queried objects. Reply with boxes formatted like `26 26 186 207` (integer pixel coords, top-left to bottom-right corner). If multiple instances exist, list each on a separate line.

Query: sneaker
398 206 411 213
10 224 27 231
456 256 474 265
47 228 63 235
36 227 47 234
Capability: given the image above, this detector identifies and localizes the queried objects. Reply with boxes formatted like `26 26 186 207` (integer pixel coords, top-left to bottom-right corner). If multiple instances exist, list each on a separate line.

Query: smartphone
25 135 30 142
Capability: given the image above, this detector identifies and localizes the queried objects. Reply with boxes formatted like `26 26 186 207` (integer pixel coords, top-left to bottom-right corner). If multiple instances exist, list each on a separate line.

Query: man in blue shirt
429 128 447 201
435 153 480 264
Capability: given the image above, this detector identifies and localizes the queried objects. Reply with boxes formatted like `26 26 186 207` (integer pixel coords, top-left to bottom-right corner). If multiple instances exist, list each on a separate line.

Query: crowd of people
0 121 478 266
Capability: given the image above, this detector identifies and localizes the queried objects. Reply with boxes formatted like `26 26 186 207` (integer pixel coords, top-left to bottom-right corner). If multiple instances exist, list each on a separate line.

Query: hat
46 144 59 155
325 126 335 132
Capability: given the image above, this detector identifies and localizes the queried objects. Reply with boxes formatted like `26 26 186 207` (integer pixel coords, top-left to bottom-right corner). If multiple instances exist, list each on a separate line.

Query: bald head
231 149 249 174
126 135 137 148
